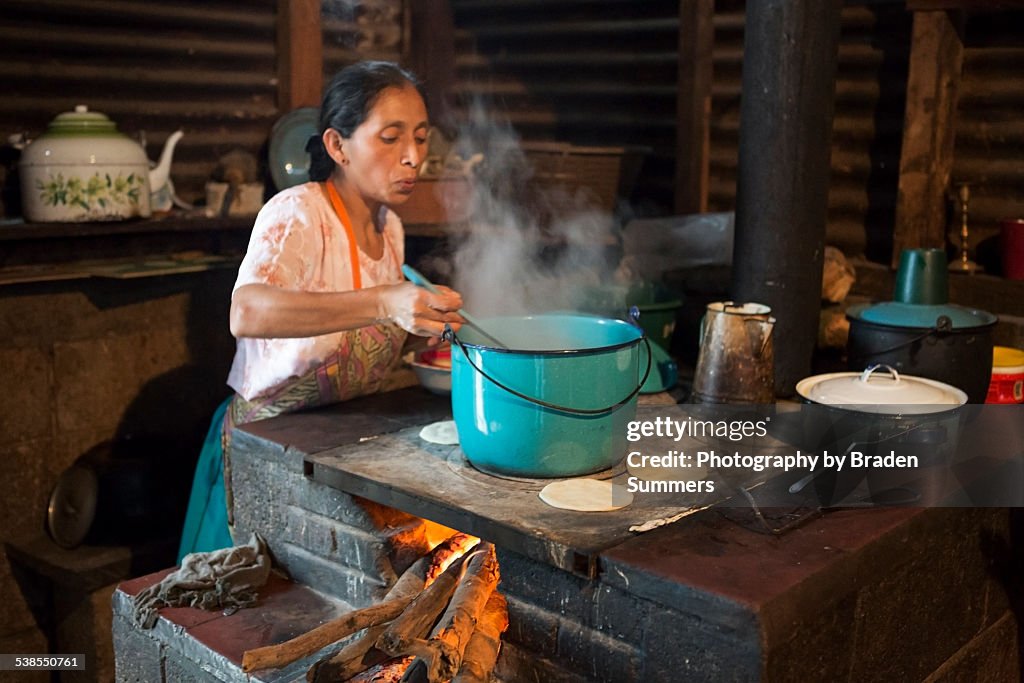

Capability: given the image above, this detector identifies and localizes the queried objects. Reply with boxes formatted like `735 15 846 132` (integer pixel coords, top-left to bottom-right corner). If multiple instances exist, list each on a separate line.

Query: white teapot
19 105 182 222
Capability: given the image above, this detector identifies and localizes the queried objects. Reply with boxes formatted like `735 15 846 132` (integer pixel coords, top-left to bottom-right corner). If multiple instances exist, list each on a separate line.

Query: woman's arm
230 282 463 339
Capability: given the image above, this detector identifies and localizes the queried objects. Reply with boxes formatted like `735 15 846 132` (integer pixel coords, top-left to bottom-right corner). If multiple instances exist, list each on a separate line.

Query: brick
495 641 591 683
497 548 592 622
591 583 648 646
641 606 760 683
275 542 387 607
0 346 51 442
112 615 163 683
504 595 559 659
285 506 397 581
557 618 641 683
229 447 289 547
230 429 303 471
600 549 758 635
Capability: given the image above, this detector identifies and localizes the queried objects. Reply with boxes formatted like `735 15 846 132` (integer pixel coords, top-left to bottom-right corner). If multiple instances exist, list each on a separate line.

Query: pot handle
860 364 900 383
848 316 952 360
445 328 653 416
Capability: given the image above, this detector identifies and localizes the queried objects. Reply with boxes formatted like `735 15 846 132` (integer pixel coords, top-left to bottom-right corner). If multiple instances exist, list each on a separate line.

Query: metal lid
796 365 967 414
46 464 98 549
847 301 997 329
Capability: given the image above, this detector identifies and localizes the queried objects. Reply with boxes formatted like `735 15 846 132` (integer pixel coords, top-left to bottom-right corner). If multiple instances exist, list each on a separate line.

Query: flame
349 656 414 682
425 533 480 586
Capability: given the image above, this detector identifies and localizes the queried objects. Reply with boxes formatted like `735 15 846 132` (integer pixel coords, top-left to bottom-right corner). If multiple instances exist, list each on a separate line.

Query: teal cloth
177 396 235 563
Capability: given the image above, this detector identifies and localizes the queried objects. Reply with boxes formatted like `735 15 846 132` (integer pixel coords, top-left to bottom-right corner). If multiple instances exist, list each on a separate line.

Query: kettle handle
744 316 776 359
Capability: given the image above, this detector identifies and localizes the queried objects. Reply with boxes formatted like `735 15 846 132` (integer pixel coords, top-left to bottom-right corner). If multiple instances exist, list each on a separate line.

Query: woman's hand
379 282 464 338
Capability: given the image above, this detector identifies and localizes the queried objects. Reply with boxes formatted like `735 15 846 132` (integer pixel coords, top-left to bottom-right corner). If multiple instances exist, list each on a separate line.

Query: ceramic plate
268 107 319 191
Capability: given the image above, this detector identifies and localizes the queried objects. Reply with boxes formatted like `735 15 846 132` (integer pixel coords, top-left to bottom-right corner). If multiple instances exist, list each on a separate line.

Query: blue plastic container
450 313 649 478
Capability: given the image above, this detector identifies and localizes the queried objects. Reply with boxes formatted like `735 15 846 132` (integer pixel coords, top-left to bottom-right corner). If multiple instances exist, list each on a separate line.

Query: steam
431 100 624 318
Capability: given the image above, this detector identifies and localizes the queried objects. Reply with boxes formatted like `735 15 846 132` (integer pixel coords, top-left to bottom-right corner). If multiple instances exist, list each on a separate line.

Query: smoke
430 99 624 318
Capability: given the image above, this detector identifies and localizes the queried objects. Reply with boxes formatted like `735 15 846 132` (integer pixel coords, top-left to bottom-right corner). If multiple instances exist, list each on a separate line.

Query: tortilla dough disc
419 420 459 445
539 478 633 512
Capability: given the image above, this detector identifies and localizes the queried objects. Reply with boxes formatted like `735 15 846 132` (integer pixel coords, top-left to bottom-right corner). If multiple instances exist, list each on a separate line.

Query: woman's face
341 84 428 206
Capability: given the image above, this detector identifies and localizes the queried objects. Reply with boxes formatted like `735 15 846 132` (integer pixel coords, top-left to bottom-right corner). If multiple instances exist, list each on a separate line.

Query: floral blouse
227 182 405 402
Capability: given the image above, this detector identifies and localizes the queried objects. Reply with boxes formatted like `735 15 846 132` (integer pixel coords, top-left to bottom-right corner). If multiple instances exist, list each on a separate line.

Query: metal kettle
692 301 776 403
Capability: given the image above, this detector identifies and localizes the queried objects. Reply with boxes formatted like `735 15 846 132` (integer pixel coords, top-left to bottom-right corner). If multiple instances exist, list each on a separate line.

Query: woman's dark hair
305 61 425 182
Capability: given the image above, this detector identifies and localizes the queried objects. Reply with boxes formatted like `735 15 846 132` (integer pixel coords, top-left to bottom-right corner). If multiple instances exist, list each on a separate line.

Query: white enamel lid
795 365 967 414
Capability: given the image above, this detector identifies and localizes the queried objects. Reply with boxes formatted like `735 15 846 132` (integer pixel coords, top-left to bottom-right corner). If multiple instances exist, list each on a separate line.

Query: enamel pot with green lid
19 105 153 222
845 248 997 403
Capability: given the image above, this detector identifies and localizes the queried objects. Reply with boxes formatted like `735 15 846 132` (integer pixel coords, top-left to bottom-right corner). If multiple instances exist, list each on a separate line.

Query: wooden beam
906 0 1024 11
277 0 323 111
408 0 457 136
891 10 964 267
675 0 715 214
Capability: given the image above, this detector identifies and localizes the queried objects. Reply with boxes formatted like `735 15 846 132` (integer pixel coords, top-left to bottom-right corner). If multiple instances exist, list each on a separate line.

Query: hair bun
305 133 334 182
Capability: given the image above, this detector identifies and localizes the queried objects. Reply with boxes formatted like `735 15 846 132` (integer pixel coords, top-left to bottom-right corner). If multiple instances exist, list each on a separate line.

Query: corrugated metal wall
956 10 1024 260
450 0 1024 262
0 0 403 209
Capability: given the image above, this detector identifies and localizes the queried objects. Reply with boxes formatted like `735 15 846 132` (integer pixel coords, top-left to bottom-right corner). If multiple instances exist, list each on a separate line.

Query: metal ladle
401 265 508 349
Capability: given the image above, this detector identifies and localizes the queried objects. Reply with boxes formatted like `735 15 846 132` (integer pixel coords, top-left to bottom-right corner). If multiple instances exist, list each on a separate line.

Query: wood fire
241 532 507 683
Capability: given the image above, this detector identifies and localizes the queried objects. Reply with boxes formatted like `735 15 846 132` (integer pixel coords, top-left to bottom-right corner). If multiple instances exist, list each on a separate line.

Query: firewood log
307 534 477 682
375 550 472 657
398 543 501 682
427 543 500 680
243 597 413 672
451 592 509 683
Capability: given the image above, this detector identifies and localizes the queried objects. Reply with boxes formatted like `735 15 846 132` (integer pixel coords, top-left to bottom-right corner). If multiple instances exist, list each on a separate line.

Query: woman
178 61 463 560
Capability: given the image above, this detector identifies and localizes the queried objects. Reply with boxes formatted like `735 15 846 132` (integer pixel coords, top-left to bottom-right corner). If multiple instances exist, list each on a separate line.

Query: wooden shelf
0 212 255 242
0 212 253 286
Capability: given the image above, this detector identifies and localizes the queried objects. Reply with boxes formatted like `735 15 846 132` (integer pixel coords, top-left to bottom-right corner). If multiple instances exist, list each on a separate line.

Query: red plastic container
986 346 1024 404
1001 219 1024 281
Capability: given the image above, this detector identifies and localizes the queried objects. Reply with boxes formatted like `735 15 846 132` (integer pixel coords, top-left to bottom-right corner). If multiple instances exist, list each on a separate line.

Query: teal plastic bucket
449 313 650 478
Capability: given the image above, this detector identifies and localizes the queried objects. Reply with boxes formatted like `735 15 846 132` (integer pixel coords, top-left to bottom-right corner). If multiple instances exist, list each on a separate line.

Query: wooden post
277 0 323 111
891 10 964 267
675 0 715 214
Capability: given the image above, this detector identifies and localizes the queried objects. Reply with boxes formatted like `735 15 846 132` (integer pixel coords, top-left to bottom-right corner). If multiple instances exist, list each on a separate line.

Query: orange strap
324 181 362 290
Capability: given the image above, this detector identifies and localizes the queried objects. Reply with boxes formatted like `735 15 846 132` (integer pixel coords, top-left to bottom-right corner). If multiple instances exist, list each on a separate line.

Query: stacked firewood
241 534 508 683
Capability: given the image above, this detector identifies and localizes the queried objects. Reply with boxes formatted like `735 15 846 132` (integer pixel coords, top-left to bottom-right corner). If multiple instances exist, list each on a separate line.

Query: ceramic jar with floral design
20 105 151 222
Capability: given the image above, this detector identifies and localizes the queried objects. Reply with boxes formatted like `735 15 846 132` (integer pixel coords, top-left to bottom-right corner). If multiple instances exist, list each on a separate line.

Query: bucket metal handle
444 327 653 416
849 316 953 360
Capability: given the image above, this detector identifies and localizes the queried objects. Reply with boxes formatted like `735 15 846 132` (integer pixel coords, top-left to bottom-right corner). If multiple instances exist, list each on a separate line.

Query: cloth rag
132 532 271 629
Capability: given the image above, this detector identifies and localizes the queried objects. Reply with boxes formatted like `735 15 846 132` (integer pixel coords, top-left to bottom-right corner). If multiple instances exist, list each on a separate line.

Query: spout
149 130 184 192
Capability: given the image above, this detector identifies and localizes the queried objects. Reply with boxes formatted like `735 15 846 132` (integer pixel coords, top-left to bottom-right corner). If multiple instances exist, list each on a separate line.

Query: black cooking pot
792 365 968 507
846 302 996 404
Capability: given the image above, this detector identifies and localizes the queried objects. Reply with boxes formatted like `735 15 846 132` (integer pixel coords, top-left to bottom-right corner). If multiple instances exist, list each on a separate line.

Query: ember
241 532 506 683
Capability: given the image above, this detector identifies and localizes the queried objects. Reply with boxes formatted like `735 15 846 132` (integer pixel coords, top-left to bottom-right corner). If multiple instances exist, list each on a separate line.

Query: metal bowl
406 351 451 395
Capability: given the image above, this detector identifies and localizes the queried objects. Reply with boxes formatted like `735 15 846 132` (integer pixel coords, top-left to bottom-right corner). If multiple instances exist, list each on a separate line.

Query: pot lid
796 365 967 414
44 105 122 137
46 464 98 549
847 301 996 329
